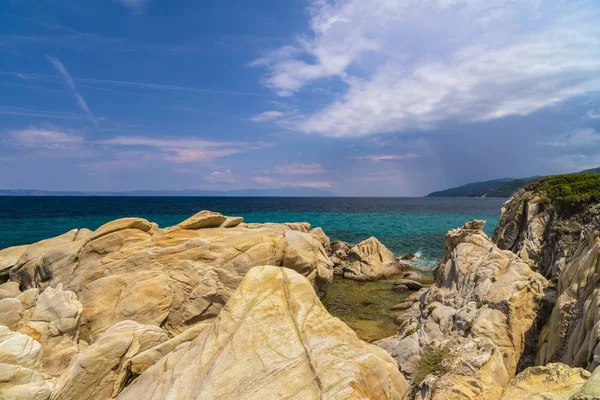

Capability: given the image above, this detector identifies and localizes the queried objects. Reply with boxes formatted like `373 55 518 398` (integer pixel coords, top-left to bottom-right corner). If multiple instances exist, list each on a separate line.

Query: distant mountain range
427 167 600 198
0 187 335 197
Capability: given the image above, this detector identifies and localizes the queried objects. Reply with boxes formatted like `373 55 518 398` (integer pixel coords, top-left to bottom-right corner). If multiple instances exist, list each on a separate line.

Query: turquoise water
0 197 505 267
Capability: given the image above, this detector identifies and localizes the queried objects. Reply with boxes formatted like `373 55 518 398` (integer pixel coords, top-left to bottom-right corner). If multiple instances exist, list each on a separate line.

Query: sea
0 196 506 268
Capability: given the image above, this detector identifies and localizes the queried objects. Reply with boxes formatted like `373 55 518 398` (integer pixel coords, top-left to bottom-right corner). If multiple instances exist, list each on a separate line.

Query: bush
412 345 451 384
529 174 600 211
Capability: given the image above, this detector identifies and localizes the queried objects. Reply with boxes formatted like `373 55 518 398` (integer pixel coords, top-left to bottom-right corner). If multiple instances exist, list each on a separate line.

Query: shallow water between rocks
322 276 412 342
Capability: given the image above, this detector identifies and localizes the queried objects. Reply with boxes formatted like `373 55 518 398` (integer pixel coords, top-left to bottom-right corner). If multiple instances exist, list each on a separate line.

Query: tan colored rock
50 320 168 400
0 281 21 299
414 338 509 400
538 227 600 371
0 326 43 370
129 323 209 375
8 213 333 343
117 266 409 400
177 210 227 230
500 363 590 400
21 285 82 376
377 221 545 396
342 236 406 281
220 216 244 228
0 244 28 279
0 326 50 400
571 366 600 399
0 364 51 400
0 298 23 330
310 227 331 254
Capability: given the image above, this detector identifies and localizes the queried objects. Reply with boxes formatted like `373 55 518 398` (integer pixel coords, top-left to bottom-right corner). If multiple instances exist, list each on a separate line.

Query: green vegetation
413 345 452 384
533 295 554 330
426 167 600 198
530 174 600 210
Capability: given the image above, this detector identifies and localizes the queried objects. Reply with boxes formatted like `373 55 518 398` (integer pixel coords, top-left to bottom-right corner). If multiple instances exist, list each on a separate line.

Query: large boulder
500 363 590 400
0 326 50 400
50 320 168 400
377 221 546 398
6 213 333 343
117 266 409 400
337 236 406 281
537 226 600 371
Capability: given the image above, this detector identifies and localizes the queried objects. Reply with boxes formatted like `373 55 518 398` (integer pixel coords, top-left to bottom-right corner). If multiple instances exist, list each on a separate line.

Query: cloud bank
254 0 600 137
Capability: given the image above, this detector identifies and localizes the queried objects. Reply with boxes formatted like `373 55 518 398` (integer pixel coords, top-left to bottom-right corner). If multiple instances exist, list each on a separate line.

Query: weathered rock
413 338 509 400
117 266 409 400
394 279 424 291
21 284 82 376
537 226 600 371
177 210 227 230
0 245 28 281
50 320 168 400
0 298 23 330
0 281 21 299
493 187 600 278
0 364 51 400
340 237 407 281
309 227 331 254
500 363 590 400
377 221 546 397
220 216 244 228
0 326 50 400
572 366 600 399
7 213 333 343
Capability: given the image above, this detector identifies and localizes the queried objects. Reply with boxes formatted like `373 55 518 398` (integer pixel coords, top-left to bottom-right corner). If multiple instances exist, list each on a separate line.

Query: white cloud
251 111 284 122
7 128 83 150
97 136 271 163
255 0 600 136
274 162 324 174
286 181 331 188
351 154 419 162
47 56 93 118
206 169 235 183
586 109 600 120
545 128 600 149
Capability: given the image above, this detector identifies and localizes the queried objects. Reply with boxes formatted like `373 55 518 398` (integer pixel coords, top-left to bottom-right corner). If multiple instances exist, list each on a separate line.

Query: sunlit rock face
6 211 333 342
377 220 546 399
117 265 409 400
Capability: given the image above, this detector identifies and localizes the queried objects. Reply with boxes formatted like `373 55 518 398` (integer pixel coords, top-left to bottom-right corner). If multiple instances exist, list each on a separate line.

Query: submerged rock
117 266 409 400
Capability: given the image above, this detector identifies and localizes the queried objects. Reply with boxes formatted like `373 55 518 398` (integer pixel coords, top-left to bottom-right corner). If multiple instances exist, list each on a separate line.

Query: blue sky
1 0 599 196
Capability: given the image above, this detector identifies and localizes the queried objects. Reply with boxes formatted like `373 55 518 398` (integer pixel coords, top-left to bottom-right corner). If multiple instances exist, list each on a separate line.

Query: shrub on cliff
529 173 600 211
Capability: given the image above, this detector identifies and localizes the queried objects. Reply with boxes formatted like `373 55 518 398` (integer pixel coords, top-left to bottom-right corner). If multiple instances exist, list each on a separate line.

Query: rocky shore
0 176 599 399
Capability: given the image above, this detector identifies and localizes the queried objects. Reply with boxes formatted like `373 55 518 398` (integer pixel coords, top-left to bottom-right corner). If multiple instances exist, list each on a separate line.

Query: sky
1 0 599 196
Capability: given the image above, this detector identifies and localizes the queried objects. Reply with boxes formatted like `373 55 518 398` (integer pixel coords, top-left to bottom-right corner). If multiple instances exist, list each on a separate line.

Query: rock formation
0 210 413 399
6 211 333 342
377 220 547 399
332 236 407 281
493 183 600 278
117 266 409 400
537 225 600 371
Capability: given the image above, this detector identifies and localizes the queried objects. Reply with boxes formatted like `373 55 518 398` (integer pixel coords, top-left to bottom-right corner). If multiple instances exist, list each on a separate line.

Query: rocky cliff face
537 225 600 371
377 220 547 399
492 184 600 278
0 211 410 399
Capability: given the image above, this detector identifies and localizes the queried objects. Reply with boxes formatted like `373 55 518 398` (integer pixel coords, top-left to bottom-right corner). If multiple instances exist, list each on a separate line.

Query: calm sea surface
0 196 506 268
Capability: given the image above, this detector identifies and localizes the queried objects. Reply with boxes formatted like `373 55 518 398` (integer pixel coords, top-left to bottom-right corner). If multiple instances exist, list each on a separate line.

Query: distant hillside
0 187 335 197
427 177 540 198
427 167 600 198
